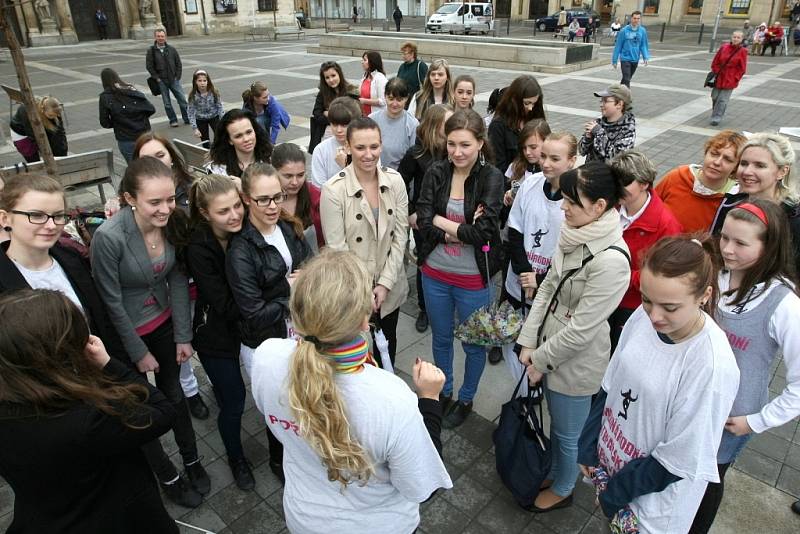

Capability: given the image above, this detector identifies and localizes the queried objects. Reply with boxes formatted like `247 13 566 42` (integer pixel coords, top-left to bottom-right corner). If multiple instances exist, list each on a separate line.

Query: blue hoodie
612 24 650 64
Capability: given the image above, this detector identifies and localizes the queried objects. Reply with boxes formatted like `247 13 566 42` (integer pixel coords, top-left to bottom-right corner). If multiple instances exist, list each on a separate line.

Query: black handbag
147 77 161 96
492 373 551 508
703 71 717 88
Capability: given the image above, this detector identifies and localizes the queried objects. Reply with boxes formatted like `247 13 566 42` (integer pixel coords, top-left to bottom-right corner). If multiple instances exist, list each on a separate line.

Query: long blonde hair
413 59 454 120
36 96 62 132
288 250 375 487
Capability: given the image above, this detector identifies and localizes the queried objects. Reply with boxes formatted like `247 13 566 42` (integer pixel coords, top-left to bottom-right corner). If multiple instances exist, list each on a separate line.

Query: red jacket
711 42 748 90
619 192 683 310
766 24 784 42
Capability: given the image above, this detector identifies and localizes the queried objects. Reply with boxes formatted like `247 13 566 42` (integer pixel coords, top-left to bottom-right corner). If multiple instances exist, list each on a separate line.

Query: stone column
53 0 78 44
19 0 41 37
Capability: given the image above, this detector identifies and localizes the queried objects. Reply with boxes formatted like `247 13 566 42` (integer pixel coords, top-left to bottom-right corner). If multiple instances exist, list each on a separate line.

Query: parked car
426 1 494 34
535 9 600 32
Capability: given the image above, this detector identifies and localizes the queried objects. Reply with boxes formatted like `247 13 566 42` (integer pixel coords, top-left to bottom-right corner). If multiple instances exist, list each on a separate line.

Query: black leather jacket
98 88 155 142
186 224 241 359
10 105 68 156
226 218 313 348
415 159 504 284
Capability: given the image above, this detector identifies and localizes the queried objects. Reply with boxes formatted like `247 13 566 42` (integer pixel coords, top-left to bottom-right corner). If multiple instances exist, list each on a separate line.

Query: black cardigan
0 242 131 364
186 224 242 359
0 358 177 534
415 159 504 284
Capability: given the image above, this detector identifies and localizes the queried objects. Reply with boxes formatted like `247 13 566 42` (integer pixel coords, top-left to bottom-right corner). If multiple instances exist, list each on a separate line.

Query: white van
426 1 494 34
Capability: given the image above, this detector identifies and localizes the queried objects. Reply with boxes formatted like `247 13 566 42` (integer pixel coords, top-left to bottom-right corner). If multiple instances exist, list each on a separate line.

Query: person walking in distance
95 7 108 40
612 11 650 88
708 31 748 127
393 5 403 32
146 29 190 128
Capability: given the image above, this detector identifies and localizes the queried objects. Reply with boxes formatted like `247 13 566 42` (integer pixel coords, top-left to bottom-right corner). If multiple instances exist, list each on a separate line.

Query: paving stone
419 495 472 534
443 433 485 472
474 491 535 534
227 501 284 534
776 464 800 498
578 514 612 533
469 449 506 494
456 411 498 452
264 486 285 520
441 473 497 518
177 503 228 533
786 443 800 471
746 431 792 462
207 482 263 525
733 448 782 486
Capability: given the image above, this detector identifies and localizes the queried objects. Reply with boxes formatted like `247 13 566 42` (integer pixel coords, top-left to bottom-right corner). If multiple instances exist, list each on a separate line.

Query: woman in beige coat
517 160 631 513
320 117 409 367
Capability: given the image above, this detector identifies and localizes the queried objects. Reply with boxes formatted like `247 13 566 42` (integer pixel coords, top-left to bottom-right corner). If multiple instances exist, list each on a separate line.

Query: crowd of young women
1 50 799 534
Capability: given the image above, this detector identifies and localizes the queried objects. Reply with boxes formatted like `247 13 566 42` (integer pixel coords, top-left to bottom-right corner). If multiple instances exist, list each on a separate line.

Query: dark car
535 9 600 32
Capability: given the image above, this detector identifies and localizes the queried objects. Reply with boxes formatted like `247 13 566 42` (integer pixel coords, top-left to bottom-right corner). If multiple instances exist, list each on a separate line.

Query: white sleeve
372 73 387 108
747 293 800 433
505 163 514 179
387 391 453 502
311 145 328 188
407 95 418 117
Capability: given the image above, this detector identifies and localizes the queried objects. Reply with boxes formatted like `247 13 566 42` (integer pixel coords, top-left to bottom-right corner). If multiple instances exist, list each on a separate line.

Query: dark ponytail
559 160 632 212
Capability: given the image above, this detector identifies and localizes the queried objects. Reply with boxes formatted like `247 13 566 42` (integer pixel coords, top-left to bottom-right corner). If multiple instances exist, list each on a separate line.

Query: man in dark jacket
145 28 189 127
393 6 403 32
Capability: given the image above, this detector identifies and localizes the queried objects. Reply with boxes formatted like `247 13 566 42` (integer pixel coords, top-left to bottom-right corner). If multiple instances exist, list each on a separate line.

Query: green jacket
397 59 428 97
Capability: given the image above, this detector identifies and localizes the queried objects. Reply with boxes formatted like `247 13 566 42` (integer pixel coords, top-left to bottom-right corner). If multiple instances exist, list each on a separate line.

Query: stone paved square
0 26 798 534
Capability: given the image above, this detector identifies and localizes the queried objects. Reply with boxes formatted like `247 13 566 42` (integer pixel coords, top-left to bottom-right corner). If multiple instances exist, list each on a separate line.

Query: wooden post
0 0 58 177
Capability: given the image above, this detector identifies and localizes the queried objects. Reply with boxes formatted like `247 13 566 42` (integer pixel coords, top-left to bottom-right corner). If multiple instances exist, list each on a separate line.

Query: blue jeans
421 273 489 403
158 79 189 124
117 139 136 163
716 428 752 464
197 353 246 461
544 381 592 497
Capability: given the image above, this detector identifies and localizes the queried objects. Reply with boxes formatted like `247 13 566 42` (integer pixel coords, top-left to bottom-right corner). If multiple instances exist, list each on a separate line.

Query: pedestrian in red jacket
709 30 748 126
762 21 785 56
607 150 683 352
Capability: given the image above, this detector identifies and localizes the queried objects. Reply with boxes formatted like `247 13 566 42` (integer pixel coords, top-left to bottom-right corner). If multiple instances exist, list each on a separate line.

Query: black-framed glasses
10 210 71 225
252 193 287 207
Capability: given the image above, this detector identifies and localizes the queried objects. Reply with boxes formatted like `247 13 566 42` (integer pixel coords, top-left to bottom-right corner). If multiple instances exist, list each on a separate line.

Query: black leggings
196 117 219 149
688 462 731 533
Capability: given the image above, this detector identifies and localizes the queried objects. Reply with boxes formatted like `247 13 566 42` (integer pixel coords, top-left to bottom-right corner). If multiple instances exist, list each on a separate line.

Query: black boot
443 400 472 429
185 458 211 495
161 475 202 508
186 393 209 420
415 311 429 333
229 457 255 491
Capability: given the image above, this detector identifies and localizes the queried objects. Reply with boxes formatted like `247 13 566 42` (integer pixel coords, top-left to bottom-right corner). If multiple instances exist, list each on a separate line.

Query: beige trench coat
516 230 630 396
320 164 409 318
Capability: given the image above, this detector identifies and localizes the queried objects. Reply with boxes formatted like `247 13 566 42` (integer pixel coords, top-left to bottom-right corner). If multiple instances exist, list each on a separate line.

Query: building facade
545 0 797 26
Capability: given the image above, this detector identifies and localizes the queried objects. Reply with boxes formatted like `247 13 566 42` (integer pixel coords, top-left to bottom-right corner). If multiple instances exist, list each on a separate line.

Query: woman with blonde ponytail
251 250 452 533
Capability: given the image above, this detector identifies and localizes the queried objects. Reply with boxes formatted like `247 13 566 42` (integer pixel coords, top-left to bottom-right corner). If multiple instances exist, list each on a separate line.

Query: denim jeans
198 353 246 461
544 381 592 497
421 273 489 402
139 319 199 482
117 139 136 163
158 79 189 124
620 61 638 87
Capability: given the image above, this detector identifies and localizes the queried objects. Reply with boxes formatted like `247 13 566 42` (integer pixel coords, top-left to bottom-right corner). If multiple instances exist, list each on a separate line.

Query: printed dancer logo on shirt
444 208 466 256
530 228 548 248
618 389 638 420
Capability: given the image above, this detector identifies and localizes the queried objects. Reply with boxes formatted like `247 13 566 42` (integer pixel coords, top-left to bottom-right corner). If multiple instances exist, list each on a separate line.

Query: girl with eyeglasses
226 162 313 484
0 174 128 364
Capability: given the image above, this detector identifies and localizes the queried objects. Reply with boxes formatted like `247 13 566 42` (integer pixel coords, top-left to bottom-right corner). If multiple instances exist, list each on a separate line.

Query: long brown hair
0 289 150 427
271 143 313 229
510 119 551 181
414 103 453 160
642 234 722 317
445 109 494 164
493 75 545 130
720 199 798 306
413 59 455 120
133 131 194 194
318 61 357 108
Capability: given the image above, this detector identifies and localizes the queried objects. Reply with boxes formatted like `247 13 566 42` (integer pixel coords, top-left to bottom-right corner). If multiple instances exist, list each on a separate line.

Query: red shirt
619 192 683 310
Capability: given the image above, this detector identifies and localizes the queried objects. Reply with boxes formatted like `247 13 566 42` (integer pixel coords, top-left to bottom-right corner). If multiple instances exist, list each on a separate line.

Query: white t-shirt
504 171 564 302
597 307 739 534
261 226 292 274
311 136 345 189
251 338 452 534
13 258 83 311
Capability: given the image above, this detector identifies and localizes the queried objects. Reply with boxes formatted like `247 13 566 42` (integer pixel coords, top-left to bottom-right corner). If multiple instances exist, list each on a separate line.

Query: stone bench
244 26 272 41
272 24 306 40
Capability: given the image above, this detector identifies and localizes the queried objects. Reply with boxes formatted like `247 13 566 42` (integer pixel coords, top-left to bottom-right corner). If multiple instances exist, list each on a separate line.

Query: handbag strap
536 245 630 344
